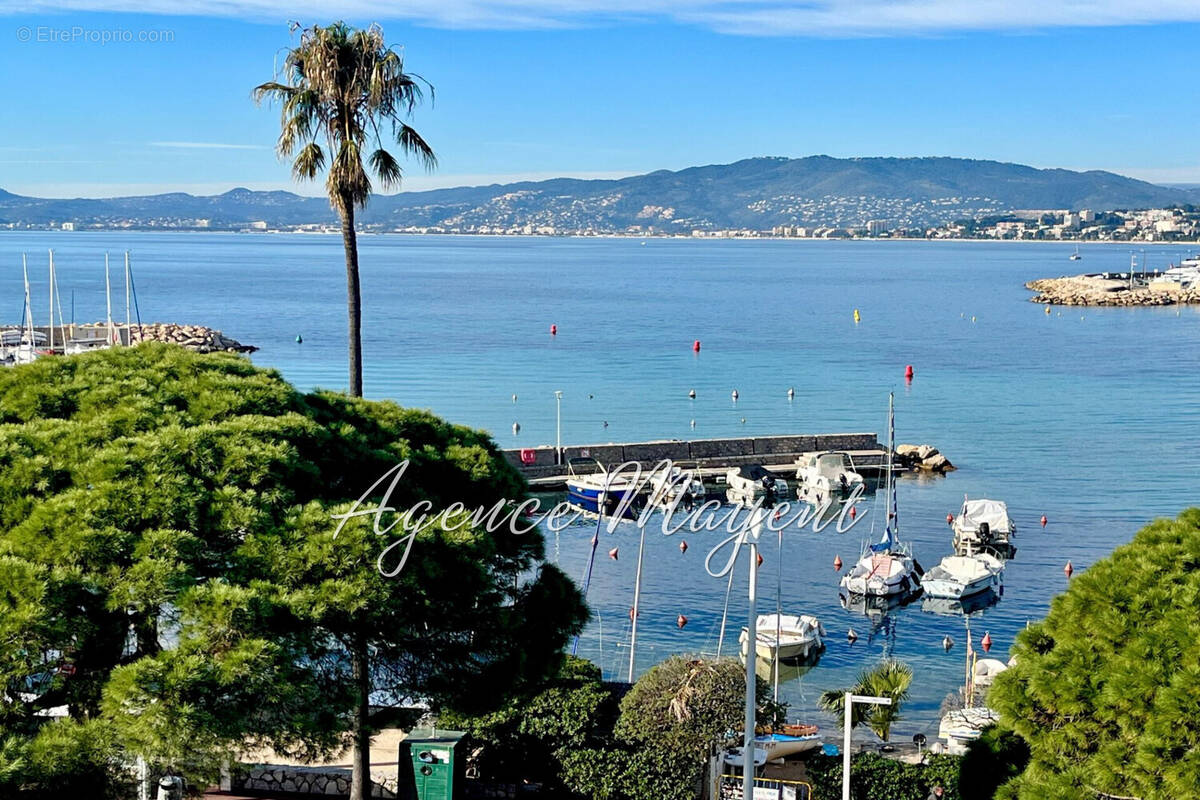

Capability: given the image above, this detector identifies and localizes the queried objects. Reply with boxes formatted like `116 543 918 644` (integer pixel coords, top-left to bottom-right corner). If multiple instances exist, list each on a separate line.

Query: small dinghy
646 464 705 510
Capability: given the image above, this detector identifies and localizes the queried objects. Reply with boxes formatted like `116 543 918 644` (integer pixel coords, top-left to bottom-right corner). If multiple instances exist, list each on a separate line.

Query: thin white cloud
150 141 268 150
8 0 1200 35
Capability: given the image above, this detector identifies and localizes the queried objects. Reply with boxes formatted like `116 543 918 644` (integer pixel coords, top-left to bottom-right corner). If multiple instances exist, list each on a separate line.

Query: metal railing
719 774 813 800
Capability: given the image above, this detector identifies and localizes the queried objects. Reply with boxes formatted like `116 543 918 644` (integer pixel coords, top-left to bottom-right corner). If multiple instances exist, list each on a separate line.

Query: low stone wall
503 433 881 476
1026 275 1200 306
233 765 398 798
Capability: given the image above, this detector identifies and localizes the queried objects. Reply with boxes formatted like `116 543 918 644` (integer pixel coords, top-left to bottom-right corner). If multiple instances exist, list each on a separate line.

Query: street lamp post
742 508 765 800
554 390 563 465
843 693 892 800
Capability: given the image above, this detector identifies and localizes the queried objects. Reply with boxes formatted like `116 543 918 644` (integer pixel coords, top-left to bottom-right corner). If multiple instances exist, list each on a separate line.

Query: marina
3 232 1198 740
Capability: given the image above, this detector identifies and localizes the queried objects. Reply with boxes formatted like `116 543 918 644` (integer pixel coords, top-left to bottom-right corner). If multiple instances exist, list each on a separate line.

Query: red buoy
834 554 843 571
1041 515 1048 528
677 614 688 629
774 510 782 522
1064 561 1073 578
679 540 688 554
692 340 701 352
628 607 639 621
905 364 914 379
981 631 993 653
946 513 954 525
849 506 857 519
550 324 557 335
757 552 764 567
608 548 619 560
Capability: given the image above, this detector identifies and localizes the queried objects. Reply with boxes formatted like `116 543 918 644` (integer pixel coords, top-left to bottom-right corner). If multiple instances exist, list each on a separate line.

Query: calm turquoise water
4 232 1199 739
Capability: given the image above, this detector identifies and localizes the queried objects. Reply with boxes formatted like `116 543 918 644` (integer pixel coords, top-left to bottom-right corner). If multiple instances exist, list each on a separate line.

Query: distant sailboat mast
22 255 35 357
47 250 55 352
105 253 115 344
124 251 132 342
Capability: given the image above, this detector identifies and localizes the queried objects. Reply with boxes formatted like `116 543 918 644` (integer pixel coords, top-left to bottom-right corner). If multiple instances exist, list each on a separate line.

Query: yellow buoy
853 309 861 323
1045 306 1051 315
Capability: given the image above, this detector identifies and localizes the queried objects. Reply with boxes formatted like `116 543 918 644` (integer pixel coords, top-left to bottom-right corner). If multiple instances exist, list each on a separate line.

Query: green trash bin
399 728 465 800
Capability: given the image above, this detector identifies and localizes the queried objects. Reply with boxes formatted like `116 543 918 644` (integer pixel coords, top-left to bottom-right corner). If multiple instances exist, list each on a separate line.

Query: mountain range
2 156 1194 232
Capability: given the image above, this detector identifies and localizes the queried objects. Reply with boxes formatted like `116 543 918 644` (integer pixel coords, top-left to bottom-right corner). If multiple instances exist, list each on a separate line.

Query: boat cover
959 499 1012 532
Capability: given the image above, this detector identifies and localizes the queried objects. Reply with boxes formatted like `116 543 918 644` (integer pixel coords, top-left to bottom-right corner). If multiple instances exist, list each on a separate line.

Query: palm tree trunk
349 630 371 800
340 201 364 397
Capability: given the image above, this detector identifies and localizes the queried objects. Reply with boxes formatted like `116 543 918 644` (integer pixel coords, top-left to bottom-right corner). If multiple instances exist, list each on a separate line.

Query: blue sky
2 1 1200 198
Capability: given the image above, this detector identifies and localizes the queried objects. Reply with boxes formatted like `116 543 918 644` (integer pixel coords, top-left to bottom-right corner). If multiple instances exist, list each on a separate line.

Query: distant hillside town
4 156 1200 241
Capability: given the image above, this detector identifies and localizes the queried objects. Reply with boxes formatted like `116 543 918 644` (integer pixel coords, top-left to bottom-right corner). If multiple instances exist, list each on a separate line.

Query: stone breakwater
895 443 955 473
1026 275 1200 307
126 322 257 353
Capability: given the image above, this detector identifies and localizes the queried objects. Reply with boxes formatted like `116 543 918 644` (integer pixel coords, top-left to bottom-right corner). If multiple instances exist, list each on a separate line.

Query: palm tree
818 659 913 742
254 22 435 398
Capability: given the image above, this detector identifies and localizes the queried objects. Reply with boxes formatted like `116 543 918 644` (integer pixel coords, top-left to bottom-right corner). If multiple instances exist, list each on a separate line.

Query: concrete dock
503 432 888 490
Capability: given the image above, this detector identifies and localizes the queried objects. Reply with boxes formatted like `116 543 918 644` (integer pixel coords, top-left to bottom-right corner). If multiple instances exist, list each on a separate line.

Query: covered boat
953 498 1016 558
754 731 821 760
739 614 825 663
922 553 1004 599
938 706 1000 755
725 464 787 506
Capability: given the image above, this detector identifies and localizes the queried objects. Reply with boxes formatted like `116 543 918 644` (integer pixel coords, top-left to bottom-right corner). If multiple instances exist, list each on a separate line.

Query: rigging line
571 495 605 657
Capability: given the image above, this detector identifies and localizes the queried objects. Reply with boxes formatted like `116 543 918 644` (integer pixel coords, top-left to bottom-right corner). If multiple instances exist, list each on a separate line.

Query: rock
921 453 953 472
895 444 921 457
916 444 939 460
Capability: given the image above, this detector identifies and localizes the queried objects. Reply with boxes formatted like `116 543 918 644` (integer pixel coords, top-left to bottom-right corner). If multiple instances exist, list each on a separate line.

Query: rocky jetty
895 443 955 473
127 322 257 353
1026 275 1200 307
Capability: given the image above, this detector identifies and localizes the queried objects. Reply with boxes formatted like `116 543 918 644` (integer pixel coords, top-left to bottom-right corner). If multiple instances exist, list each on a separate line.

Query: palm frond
369 149 403 192
292 142 326 182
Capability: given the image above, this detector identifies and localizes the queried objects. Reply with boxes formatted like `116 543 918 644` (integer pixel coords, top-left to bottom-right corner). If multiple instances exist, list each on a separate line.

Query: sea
3 231 1199 740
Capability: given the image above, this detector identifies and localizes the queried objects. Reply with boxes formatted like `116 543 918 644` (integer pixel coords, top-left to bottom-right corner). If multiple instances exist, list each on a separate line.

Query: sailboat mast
124 251 131 342
22 255 34 347
627 519 648 683
105 253 114 344
774 527 782 704
48 250 55 352
886 392 896 540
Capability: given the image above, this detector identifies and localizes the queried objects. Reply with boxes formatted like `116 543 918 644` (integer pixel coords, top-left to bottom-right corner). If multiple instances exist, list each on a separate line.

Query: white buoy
847 628 858 643
731 389 739 401
787 387 794 399
690 419 696 429
943 635 954 651
688 389 696 399
512 393 518 403
512 422 520 435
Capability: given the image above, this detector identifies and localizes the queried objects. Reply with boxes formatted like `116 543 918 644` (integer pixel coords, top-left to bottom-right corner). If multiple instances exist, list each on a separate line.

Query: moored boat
922 553 1004 600
953 498 1016 558
725 464 787 506
739 613 825 663
795 451 864 499
565 458 643 519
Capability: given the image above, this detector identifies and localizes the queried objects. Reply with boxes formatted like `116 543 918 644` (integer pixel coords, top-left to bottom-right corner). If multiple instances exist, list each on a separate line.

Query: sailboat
1069 245 1082 261
838 394 921 598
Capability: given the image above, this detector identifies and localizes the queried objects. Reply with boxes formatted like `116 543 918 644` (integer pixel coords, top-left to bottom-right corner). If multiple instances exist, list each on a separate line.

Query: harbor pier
504 432 888 490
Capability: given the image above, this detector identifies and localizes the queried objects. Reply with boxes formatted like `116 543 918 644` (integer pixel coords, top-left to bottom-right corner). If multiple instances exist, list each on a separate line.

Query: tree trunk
340 201 364 398
349 631 371 800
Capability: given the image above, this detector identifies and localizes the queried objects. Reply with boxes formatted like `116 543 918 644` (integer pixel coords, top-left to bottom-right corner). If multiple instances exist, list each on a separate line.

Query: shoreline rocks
895 443 955 473
125 322 257 353
1026 275 1200 307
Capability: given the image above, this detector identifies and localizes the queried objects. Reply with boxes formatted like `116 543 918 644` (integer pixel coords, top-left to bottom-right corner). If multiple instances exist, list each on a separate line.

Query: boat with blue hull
565 458 644 519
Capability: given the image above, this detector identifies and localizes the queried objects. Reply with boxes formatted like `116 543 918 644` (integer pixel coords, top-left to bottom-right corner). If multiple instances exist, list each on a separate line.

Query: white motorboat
953 498 1016 558
922 553 1004 600
972 658 1009 689
739 613 825 663
724 464 787 506
722 746 768 769
838 394 921 598
938 706 999 755
565 458 643 520
795 451 864 499
646 464 705 510
754 731 821 760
